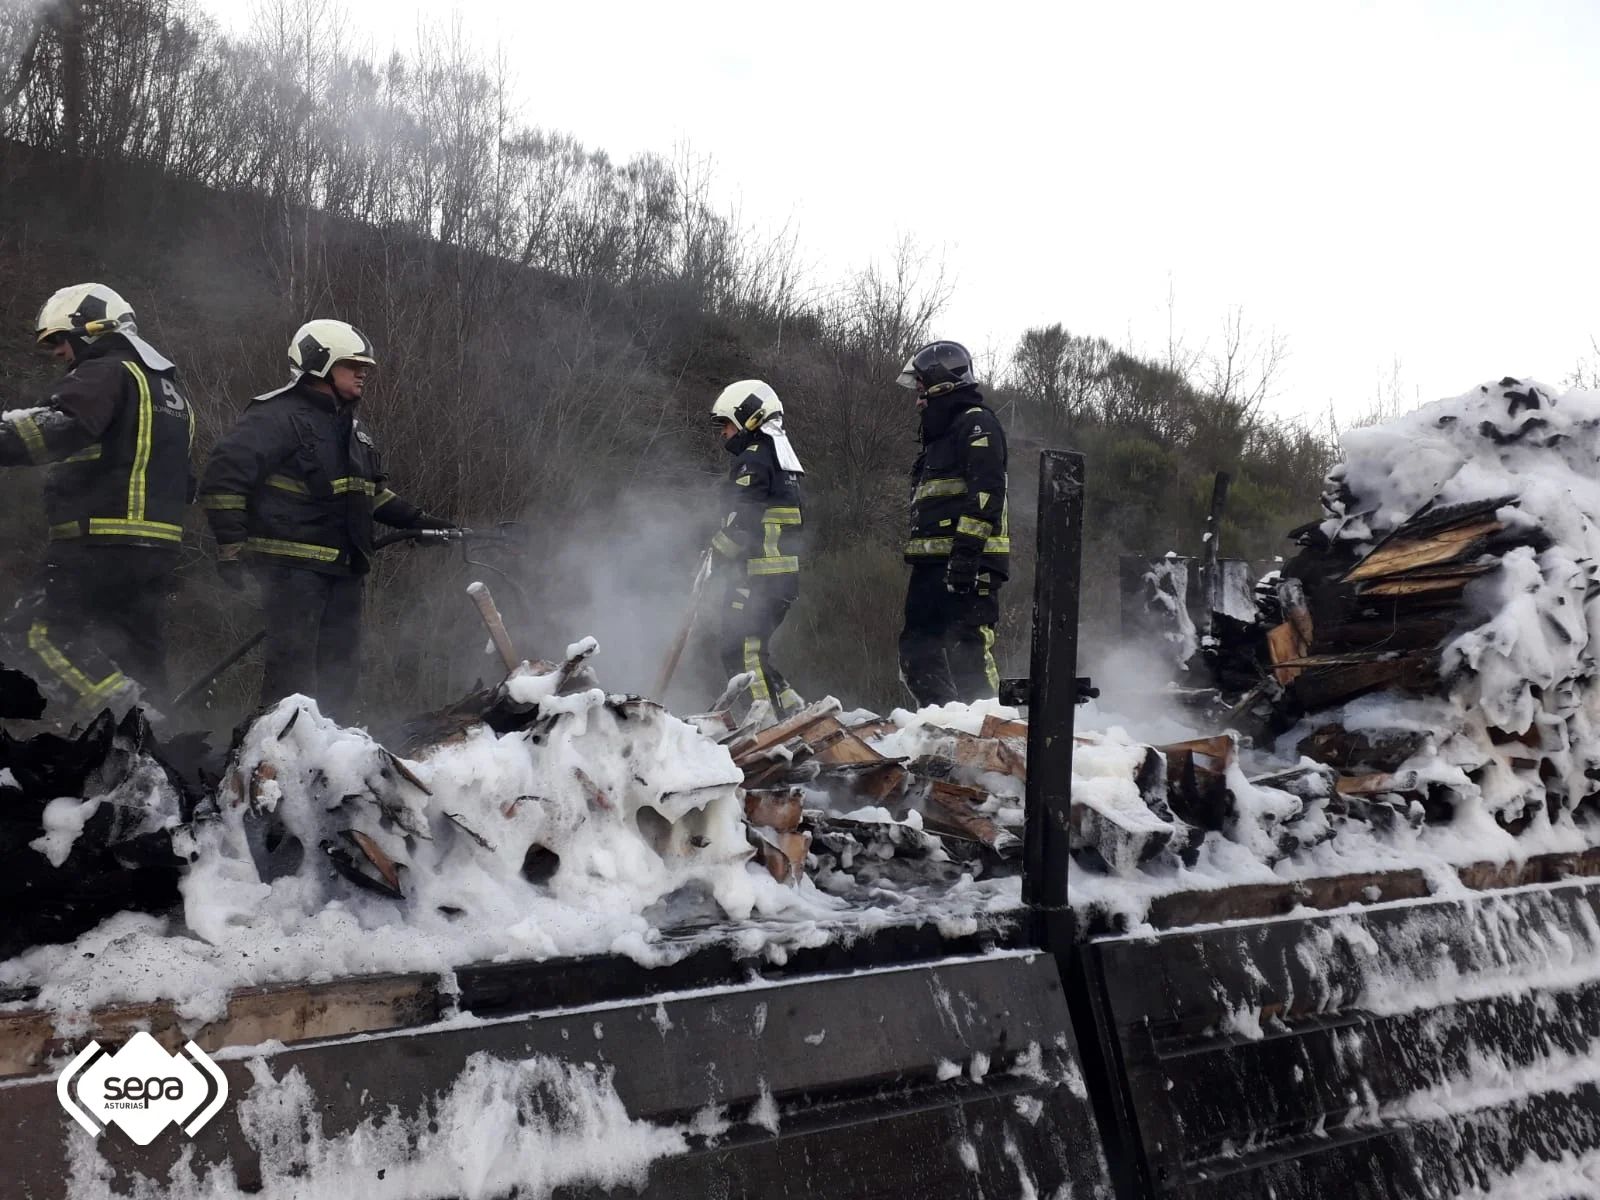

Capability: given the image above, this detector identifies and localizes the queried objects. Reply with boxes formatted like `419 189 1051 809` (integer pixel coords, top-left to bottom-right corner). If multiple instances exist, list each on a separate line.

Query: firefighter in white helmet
198 320 451 717
706 379 805 715
0 283 193 718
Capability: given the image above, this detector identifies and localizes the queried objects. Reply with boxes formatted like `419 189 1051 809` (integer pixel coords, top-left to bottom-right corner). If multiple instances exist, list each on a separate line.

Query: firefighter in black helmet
896 340 1009 706
198 320 451 719
0 283 193 719
707 379 806 716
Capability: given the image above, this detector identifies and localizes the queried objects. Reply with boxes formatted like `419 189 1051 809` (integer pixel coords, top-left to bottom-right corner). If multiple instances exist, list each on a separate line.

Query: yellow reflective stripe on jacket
87 518 183 542
245 536 341 563
758 506 801 564
905 534 1009 557
50 521 82 539
375 489 398 508
711 530 742 559
957 515 993 539
266 474 311 496
988 500 1010 555
913 477 968 502
28 620 125 703
62 443 102 463
267 475 374 497
123 362 153 521
747 556 799 575
200 493 248 510
14 414 47 464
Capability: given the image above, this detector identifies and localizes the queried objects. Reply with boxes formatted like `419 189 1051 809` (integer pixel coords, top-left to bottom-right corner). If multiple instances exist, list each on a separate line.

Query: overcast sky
207 0 1600 423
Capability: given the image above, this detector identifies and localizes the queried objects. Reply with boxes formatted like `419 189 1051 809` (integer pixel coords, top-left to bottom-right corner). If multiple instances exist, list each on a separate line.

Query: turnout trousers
253 564 365 720
1 544 177 718
718 574 802 715
898 561 1002 708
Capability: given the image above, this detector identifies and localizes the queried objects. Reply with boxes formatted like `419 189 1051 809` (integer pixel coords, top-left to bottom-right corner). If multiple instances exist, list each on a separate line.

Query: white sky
207 0 1600 423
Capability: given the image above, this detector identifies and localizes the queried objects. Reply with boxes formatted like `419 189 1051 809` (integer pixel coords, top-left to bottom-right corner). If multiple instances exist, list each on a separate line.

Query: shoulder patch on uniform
735 474 753 486
970 435 990 447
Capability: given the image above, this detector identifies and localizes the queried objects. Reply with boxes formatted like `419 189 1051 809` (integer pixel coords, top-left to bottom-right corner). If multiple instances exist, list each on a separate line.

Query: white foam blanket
1311 377 1600 826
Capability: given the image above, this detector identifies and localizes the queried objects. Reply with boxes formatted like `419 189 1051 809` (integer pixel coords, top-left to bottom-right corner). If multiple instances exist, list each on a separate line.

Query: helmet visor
896 355 919 390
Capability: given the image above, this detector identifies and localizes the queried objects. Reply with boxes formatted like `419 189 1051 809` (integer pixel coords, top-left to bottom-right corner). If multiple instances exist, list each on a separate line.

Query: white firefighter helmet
710 380 783 431
35 283 135 345
288 319 377 379
34 282 174 371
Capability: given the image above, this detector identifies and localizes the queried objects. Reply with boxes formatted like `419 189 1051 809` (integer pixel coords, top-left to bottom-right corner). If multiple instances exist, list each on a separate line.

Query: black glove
412 513 456 531
945 553 980 596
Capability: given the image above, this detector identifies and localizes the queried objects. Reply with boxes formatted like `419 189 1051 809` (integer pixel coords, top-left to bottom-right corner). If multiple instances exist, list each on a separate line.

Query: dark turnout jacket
0 337 193 549
199 380 426 575
904 387 1010 578
709 427 804 581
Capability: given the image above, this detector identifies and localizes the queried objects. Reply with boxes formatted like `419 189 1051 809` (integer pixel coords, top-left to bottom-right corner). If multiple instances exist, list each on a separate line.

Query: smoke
1078 636 1202 745
522 483 724 707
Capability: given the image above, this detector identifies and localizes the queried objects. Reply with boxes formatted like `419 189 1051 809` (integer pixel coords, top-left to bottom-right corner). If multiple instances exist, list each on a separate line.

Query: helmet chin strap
301 371 358 404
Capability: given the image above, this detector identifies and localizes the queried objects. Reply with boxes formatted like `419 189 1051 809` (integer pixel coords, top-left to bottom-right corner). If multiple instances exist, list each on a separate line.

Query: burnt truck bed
1 920 1113 1199
15 450 1600 1198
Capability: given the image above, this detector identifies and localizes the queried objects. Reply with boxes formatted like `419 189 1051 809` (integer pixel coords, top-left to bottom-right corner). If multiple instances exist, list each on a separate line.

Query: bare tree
1200 305 1288 419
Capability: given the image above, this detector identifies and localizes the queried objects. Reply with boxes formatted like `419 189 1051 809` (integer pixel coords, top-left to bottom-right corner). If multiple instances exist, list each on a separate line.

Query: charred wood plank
743 788 804 833
919 779 1021 858
1267 621 1308 684
1297 726 1428 773
1309 618 1452 654
1288 654 1436 709
1136 868 1434 930
1342 518 1503 583
979 715 1029 742
1357 575 1475 599
0 973 443 1079
730 700 842 766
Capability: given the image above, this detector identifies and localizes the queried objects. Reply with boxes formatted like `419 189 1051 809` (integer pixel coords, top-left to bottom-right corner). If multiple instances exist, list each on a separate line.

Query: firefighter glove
945 553 980 595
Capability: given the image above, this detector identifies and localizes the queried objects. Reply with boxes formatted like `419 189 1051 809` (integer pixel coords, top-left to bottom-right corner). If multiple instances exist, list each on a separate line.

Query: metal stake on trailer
1016 449 1146 1197
1022 448 1085 922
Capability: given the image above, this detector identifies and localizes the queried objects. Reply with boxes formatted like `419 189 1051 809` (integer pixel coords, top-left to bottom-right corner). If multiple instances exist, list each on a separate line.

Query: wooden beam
1358 576 1474 598
730 699 842 766
979 715 1029 742
1139 870 1432 930
1343 518 1503 582
921 780 1021 857
0 972 443 1080
1111 846 1600 934
1267 621 1307 684
743 788 804 832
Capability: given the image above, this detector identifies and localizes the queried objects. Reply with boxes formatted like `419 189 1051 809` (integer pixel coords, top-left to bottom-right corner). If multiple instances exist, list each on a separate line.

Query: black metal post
1023 449 1084 911
1199 470 1231 641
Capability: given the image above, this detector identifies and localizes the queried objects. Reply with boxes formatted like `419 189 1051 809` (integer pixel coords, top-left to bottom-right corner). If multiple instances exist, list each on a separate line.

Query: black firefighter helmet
896 341 977 397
